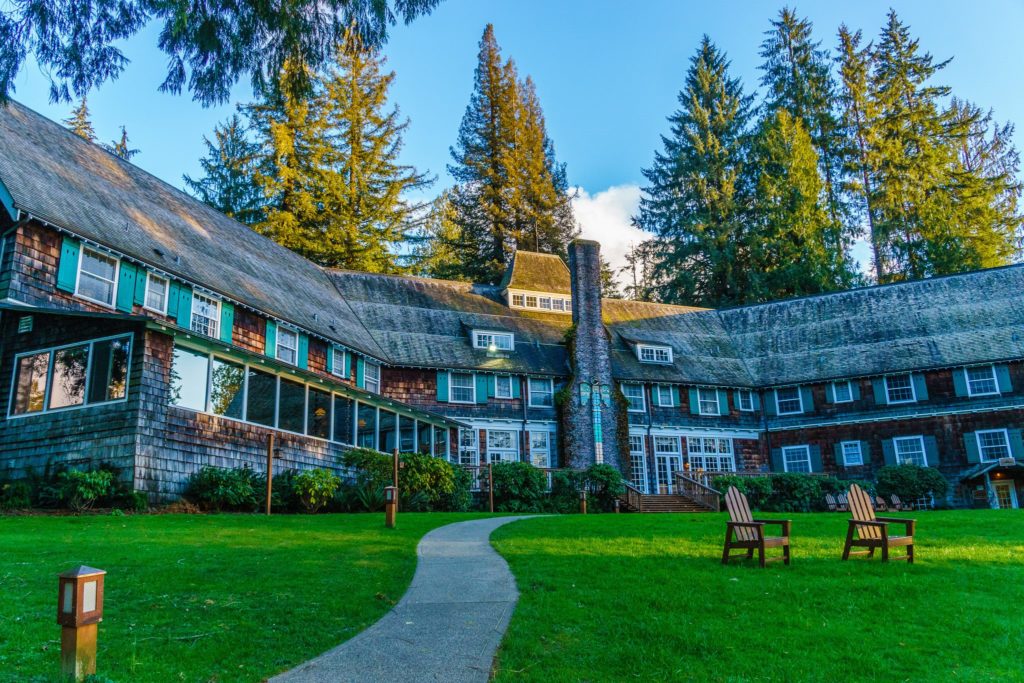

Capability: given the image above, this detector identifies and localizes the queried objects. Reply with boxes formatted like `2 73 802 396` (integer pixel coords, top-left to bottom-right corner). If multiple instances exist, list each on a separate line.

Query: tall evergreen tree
620 240 662 302
107 125 139 161
63 97 97 141
634 37 755 307
411 191 474 281
183 114 264 224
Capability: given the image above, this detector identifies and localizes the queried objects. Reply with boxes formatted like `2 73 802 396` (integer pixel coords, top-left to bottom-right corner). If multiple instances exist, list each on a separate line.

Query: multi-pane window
473 331 513 351
841 441 863 466
832 381 853 403
697 388 720 416
11 335 131 416
885 374 916 403
494 375 513 399
528 378 554 407
144 273 169 313
966 366 999 396
894 436 926 466
330 348 346 377
529 431 551 468
654 435 680 455
976 429 1010 462
782 445 811 473
450 372 475 403
775 387 802 415
363 361 381 394
628 434 648 492
552 298 565 312
457 429 479 466
76 248 118 306
511 294 525 307
655 385 674 407
687 437 734 472
276 328 298 365
637 344 672 364
737 390 754 412
190 293 220 338
525 295 538 308
622 383 645 412
539 297 552 310
487 430 519 462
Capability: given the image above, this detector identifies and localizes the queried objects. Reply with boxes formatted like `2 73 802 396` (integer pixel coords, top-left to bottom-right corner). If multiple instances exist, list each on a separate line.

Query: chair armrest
876 517 916 535
727 521 765 539
752 519 792 535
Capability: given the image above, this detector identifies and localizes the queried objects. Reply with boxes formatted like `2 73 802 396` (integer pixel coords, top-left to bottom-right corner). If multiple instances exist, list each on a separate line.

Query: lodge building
0 100 1021 509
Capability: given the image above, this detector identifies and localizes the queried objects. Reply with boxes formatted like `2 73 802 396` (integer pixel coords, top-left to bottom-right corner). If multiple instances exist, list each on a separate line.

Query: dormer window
473 330 514 352
507 289 572 314
637 344 672 364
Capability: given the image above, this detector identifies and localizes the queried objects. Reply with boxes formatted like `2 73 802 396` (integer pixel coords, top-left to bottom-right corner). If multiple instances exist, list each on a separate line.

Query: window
832 381 853 403
457 428 479 466
782 445 811 473
209 357 245 419
687 437 734 472
552 298 565 312
528 378 554 407
565 299 572 312
894 436 926 466
308 388 331 440
654 435 680 455
364 361 381 394
628 434 648 492
277 378 306 433
697 388 720 416
637 344 672 364
450 372 475 403
245 367 277 427
525 295 538 308
841 441 863 466
356 402 376 448
487 429 519 463
775 387 803 415
655 385 674 407
539 297 552 310
884 374 915 404
378 409 397 451
473 331 514 351
434 425 448 459
495 375 513 399
333 395 354 444
11 335 131 416
976 429 1011 462
76 248 118 306
966 366 999 396
330 348 347 378
529 431 551 468
190 293 220 338
276 328 298 365
143 273 169 313
512 294 525 307
737 390 754 412
622 383 645 412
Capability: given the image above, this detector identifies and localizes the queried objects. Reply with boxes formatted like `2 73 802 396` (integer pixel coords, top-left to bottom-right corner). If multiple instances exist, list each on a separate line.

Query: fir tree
107 126 139 161
183 114 264 224
620 240 661 302
599 256 620 299
63 97 97 141
411 191 474 281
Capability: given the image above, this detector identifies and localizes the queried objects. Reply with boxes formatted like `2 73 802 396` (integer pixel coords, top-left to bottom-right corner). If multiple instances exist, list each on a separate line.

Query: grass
0 512 484 683
491 511 1024 682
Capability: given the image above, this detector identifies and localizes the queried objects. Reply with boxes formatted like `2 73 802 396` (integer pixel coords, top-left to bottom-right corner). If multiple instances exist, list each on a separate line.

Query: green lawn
0 512 482 683
491 511 1024 682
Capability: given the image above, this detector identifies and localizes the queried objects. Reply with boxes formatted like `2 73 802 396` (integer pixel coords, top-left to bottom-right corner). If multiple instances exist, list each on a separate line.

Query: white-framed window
775 387 803 415
893 436 926 466
144 272 169 313
654 435 681 455
450 372 475 403
487 429 519 463
687 437 734 472
885 374 916 404
528 377 554 407
473 330 514 351
276 327 299 365
966 366 999 396
655 384 674 407
330 348 346 378
539 296 552 310
976 429 1011 462
782 445 811 473
76 247 118 307
737 390 754 412
511 293 525 307
628 434 648 493
525 295 538 308
190 292 220 338
832 380 853 403
622 383 645 412
697 388 720 416
457 428 479 466
841 441 863 466
637 344 672 364
552 298 565 312
529 430 551 468
363 361 381 394
494 375 513 399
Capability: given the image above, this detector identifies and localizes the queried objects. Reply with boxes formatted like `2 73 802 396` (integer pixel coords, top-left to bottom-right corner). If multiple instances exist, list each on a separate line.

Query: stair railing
673 472 722 512
620 480 643 512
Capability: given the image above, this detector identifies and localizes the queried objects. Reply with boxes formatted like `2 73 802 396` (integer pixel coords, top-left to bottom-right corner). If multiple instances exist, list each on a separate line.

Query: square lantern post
57 566 106 681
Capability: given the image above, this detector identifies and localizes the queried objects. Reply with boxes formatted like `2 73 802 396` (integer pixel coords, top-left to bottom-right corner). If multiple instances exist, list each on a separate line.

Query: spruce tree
63 97 97 141
107 126 139 161
183 114 264 224
634 37 755 307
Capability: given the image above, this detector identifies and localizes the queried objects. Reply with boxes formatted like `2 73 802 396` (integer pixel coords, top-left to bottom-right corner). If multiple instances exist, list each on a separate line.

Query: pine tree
620 240 661 302
63 97 97 141
634 37 755 307
183 114 264 224
411 191 474 281
599 256 620 298
107 126 139 161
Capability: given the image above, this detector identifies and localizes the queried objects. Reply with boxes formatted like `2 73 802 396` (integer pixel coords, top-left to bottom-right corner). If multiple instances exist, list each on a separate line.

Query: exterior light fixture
384 486 398 528
579 490 588 515
57 566 106 680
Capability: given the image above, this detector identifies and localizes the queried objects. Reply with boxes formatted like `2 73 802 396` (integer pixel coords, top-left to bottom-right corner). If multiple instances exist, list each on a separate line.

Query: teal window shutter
860 441 871 464
265 320 277 358
219 302 234 344
356 357 365 388
881 439 896 465
297 333 309 370
56 236 80 292
764 391 776 416
133 268 147 306
115 261 136 312
953 368 969 397
511 376 521 399
809 445 822 472
913 374 929 401
872 378 887 406
833 442 844 466
1008 429 1024 459
923 435 939 467
168 281 180 317
770 448 783 472
688 388 700 415
671 386 681 407
996 365 1013 393
824 383 834 404
751 392 761 410
850 382 861 401
436 371 449 402
175 285 193 328
475 374 488 404
325 345 334 373
800 386 814 412
487 374 496 398
717 389 728 415
342 352 351 378
963 432 980 463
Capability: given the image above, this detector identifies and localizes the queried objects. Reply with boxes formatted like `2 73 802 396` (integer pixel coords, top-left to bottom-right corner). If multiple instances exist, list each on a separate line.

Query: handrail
620 480 643 512
673 471 721 512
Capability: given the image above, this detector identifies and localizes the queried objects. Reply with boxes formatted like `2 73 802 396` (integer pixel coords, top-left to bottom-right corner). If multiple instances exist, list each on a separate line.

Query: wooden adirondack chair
874 495 889 512
825 493 839 511
722 486 791 567
842 484 916 563
836 493 849 512
891 494 911 511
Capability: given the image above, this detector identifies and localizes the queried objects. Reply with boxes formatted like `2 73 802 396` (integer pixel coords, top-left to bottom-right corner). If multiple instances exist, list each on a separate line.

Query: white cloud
570 184 646 285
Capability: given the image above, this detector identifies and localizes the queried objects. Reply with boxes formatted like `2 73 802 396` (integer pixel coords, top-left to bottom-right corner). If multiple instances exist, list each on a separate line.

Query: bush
355 483 386 512
400 452 458 510
0 481 32 510
491 462 547 512
184 466 259 511
443 467 473 512
341 448 392 489
711 475 772 509
763 473 822 512
293 469 342 513
341 447 470 511
58 470 114 512
875 465 948 503
582 464 625 512
547 469 585 513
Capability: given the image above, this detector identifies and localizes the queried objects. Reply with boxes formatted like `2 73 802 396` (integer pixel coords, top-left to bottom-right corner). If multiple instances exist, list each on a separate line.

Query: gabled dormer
635 342 673 364
499 250 573 314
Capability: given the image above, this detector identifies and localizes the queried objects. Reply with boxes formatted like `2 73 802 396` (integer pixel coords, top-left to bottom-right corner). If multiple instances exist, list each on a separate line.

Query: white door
654 436 682 494
628 434 649 493
993 481 1018 509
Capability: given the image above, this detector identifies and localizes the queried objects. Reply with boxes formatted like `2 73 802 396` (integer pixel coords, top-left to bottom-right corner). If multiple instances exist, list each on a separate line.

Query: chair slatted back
875 496 888 511
725 487 758 541
848 484 881 539
891 494 903 510
825 493 837 510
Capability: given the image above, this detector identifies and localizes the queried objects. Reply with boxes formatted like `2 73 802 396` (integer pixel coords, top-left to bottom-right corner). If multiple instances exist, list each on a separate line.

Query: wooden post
488 463 494 513
580 490 587 515
392 448 400 513
265 432 274 515
61 623 98 680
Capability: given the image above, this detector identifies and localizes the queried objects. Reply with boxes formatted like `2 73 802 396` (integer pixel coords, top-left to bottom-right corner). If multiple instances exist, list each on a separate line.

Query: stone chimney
561 240 624 472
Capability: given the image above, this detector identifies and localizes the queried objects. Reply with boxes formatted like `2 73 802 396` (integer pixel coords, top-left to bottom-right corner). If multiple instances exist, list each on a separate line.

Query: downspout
760 389 772 472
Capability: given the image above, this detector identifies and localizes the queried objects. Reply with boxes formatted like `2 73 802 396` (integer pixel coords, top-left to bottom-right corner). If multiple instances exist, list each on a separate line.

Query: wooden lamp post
57 566 106 681
579 489 588 515
384 485 397 528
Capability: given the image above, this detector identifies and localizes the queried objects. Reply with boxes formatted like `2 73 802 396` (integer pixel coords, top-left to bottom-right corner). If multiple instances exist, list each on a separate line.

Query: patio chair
722 486 791 567
825 493 839 511
874 495 889 512
842 484 916 563
890 494 912 511
836 493 849 512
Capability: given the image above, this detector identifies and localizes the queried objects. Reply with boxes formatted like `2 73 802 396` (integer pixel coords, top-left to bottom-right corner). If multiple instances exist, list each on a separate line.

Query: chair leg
757 543 766 568
842 526 854 561
783 543 791 566
907 544 914 564
722 530 732 565
881 544 889 562
746 547 755 559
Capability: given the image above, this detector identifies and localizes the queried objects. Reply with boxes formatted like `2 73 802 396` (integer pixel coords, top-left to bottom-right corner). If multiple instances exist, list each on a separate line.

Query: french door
628 434 649 493
993 481 1018 509
654 436 682 494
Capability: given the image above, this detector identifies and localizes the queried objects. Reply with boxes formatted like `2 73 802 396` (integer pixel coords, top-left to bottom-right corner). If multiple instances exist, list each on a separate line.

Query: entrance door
653 436 682 494
628 434 649 493
993 480 1018 509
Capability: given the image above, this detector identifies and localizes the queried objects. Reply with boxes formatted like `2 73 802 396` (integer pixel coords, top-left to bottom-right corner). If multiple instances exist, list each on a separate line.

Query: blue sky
10 0 1024 274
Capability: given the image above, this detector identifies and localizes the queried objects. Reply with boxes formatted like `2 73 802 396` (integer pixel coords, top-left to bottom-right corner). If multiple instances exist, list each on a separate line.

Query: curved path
271 516 535 683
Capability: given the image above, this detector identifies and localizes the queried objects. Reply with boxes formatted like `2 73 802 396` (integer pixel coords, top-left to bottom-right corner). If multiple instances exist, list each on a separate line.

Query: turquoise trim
0 180 15 221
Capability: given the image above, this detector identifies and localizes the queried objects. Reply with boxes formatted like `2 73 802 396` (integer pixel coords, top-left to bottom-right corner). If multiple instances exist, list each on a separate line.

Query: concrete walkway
271 516 535 683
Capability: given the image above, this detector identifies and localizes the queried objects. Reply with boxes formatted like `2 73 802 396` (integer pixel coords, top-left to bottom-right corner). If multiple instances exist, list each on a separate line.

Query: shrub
341 448 470 511
491 462 547 512
355 483 386 512
763 473 822 512
184 466 259 511
547 469 585 513
711 475 772 509
875 465 949 503
583 464 625 512
0 481 32 510
293 469 342 513
443 467 474 512
58 470 114 512
341 448 392 489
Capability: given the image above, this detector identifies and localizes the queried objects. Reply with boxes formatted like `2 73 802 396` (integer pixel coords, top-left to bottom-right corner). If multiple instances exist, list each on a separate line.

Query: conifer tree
107 126 139 161
620 240 662 302
411 191 474 281
183 114 264 224
63 97 97 141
